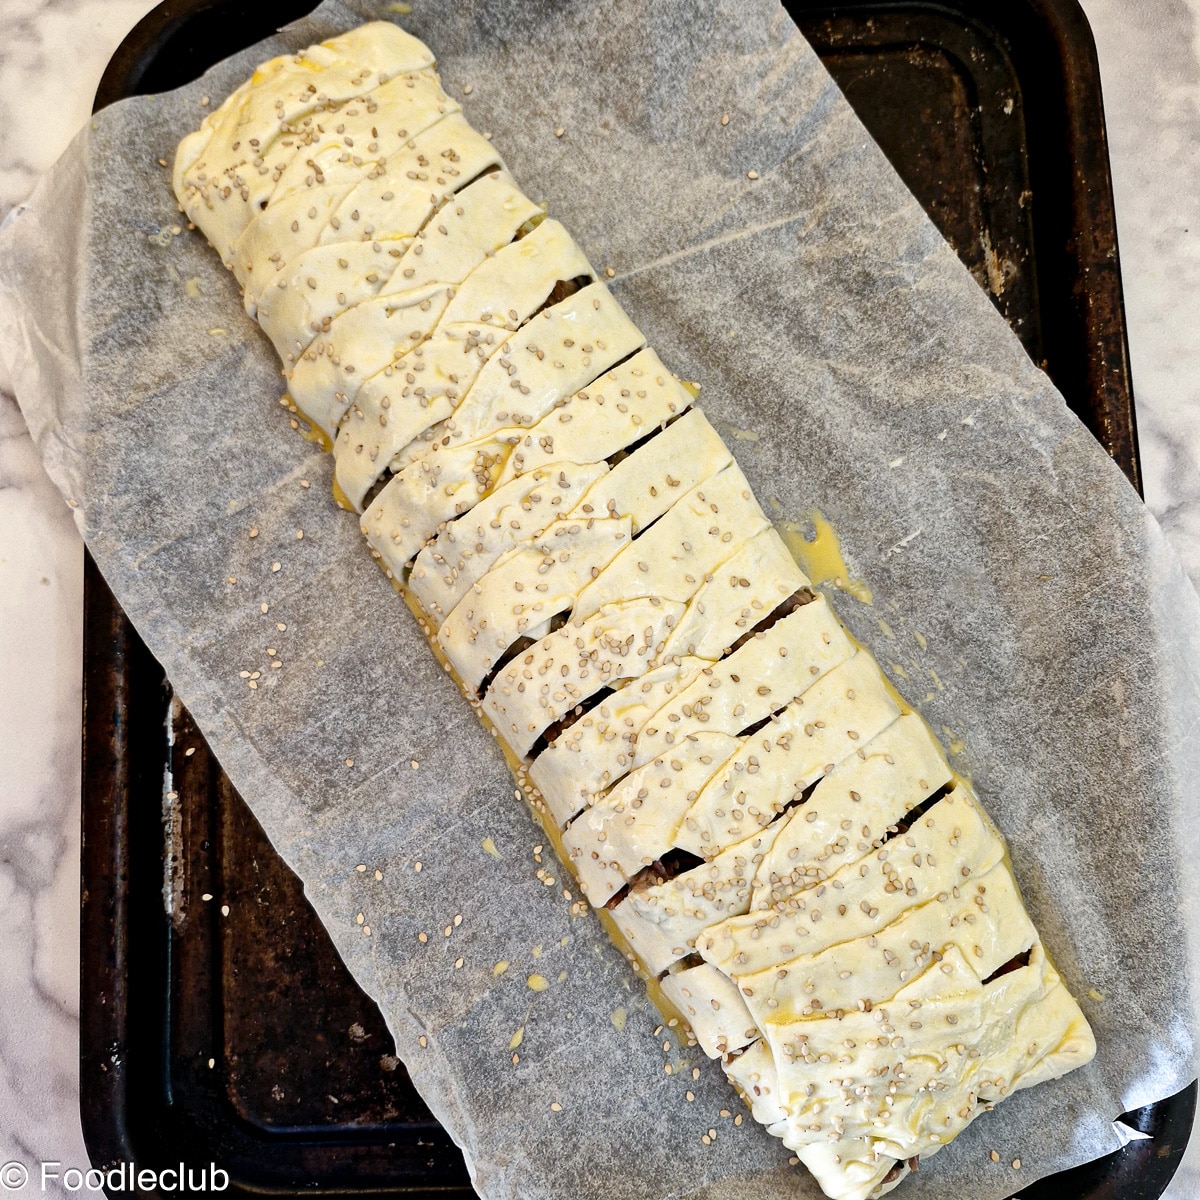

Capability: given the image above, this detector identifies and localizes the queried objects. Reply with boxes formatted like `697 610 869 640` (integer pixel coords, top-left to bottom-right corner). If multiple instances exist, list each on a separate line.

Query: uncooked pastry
174 21 1096 1199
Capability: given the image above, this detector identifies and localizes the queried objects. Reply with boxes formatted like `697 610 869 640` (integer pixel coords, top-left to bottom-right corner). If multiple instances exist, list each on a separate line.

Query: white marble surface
1085 0 1200 589
0 0 1197 1194
0 7 161 1189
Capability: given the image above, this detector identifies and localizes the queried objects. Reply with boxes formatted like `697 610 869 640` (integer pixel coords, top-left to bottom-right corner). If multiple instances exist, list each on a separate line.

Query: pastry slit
882 781 955 839
603 848 707 912
981 945 1035 985
475 610 571 695
725 588 816 655
527 684 619 760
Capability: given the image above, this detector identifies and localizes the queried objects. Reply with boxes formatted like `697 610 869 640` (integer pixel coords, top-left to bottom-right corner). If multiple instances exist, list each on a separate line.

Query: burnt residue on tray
82 558 474 1196
786 0 1140 493
80 0 1189 1197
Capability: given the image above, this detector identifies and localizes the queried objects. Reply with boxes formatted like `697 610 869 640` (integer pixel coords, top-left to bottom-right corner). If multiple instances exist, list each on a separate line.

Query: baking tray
80 0 1193 1197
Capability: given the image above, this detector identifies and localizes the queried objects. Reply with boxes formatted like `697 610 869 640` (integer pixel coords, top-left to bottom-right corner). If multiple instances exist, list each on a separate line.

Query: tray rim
79 0 1187 1197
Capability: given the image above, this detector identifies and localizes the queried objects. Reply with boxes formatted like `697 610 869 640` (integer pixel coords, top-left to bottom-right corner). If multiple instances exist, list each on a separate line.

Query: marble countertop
1 0 1197 1194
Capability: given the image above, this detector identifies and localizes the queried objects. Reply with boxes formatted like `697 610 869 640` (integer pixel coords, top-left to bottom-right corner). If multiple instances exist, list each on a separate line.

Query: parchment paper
2 1 1199 1196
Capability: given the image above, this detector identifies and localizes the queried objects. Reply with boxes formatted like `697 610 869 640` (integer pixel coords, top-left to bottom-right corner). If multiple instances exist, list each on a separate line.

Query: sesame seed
1012 1159 1021 1170
990 1150 1000 1163
554 127 564 138
550 1102 562 1111
747 169 759 179
720 113 730 126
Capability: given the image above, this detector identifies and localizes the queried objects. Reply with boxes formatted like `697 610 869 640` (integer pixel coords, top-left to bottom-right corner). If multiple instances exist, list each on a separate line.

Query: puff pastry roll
176 23 1096 1200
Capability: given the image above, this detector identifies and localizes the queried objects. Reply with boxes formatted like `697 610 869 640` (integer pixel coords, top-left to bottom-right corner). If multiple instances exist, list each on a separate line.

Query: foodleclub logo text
0 1160 230 1192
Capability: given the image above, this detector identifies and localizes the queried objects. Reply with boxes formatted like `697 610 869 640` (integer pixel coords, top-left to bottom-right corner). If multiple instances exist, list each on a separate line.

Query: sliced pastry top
175 26 1098 1200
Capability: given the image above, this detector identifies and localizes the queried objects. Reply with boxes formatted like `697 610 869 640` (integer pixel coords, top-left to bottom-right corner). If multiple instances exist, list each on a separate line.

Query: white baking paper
1 1 1198 1196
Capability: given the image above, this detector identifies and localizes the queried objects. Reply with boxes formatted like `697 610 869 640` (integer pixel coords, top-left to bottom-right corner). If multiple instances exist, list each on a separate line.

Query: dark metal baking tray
81 1 1193 1196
